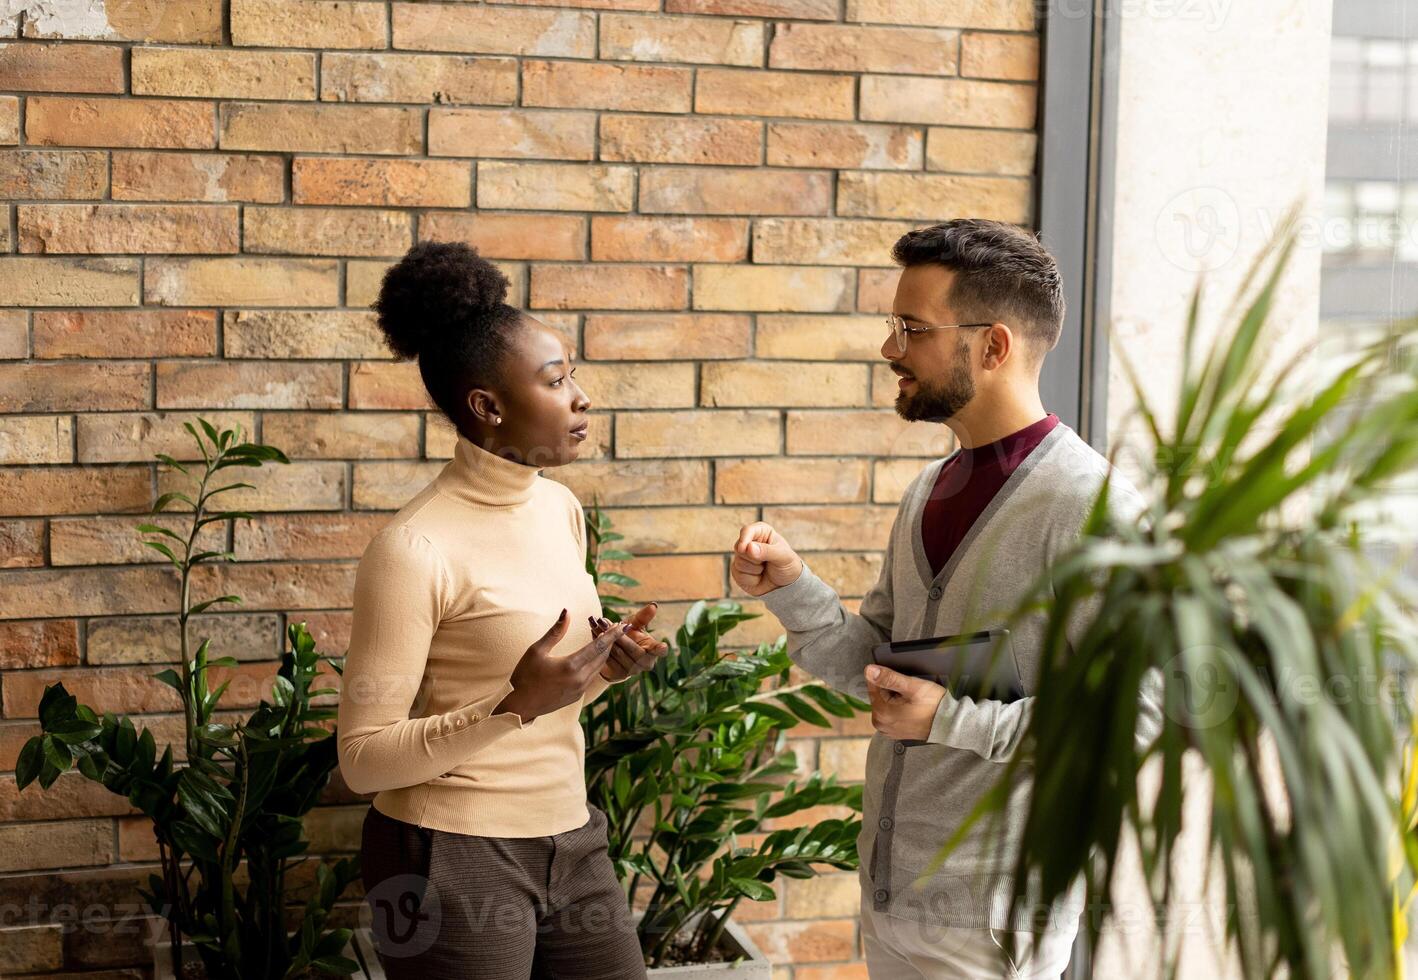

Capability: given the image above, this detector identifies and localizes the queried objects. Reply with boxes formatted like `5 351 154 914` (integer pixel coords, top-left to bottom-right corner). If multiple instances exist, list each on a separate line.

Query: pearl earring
493 416 502 425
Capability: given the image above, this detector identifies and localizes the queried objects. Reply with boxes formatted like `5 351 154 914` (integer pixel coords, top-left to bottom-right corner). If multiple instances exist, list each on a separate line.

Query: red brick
26 97 215 149
601 115 761 166
837 171 1031 222
860 76 1038 129
350 362 430 410
696 68 854 120
666 0 837 18
0 257 140 306
583 314 751 360
259 413 418 460
0 361 150 412
84 612 283 666
392 5 596 57
847 0 1035 30
19 204 239 255
522 61 693 113
786 410 949 456
0 150 107 200
591 217 747 263
219 103 422 155
548 458 709 506
144 257 339 306
927 127 1037 176
0 620 80 670
754 218 916 266
702 361 869 407
770 23 960 75
2 663 287 717
530 265 687 311
0 42 125 92
0 310 23 358
0 97 14 144
420 212 586 261
224 309 387 358
155 360 343 410
640 167 831 216
48 514 218 566
0 465 152 517
22 0 223 43
477 162 634 212
33 310 216 359
73 410 255 465
0 416 72 464
352 460 443 509
961 32 1040 81
767 121 923 170
429 108 596 161
294 157 470 208
111 151 284 203
321 52 517 104
243 206 411 257
857 268 898 313
0 520 45 568
599 13 763 66
232 0 388 48
715 458 870 504
132 47 316 100
617 410 779 458
693 264 853 312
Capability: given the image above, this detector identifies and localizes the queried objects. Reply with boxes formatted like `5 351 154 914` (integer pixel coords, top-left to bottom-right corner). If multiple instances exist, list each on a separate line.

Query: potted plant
15 419 378 979
935 221 1418 976
581 507 871 976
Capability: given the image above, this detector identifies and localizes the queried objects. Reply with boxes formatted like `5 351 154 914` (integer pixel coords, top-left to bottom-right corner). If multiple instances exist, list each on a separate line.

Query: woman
337 241 668 979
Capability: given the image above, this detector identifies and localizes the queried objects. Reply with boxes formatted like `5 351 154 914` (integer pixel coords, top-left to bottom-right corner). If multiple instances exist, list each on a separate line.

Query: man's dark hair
373 240 522 428
891 220 1065 363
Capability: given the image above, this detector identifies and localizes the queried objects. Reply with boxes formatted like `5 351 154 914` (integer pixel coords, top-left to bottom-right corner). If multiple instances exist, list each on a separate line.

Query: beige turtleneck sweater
336 433 615 837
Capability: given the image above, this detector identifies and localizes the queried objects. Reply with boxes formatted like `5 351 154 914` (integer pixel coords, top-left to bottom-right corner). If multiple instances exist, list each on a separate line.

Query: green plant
936 220 1418 977
581 505 869 968
16 419 362 979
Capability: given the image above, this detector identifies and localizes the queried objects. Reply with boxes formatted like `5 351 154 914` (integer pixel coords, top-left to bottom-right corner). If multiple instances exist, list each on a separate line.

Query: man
731 220 1162 979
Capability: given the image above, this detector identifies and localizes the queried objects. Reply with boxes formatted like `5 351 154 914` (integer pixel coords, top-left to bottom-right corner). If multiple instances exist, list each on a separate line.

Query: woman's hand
590 602 669 682
494 609 625 723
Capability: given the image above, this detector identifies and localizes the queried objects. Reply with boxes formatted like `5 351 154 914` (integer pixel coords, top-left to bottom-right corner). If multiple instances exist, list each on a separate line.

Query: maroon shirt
921 413 1061 578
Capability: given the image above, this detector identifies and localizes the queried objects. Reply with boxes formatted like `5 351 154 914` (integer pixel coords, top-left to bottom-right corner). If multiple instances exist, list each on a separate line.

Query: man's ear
982 323 1013 370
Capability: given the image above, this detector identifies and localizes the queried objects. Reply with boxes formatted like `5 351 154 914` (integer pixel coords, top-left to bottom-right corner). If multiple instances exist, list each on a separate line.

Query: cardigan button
879 816 894 831
928 585 943 601
894 743 906 755
455 717 466 728
874 889 889 903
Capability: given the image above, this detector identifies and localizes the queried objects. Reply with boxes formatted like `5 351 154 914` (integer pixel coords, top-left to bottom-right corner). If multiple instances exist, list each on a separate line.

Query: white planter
149 925 385 979
641 911 772 979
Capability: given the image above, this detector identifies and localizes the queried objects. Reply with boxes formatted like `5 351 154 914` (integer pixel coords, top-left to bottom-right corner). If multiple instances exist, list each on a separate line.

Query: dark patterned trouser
359 803 648 980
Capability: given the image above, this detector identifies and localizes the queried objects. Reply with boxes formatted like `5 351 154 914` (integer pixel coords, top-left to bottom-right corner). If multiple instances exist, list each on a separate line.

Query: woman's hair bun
373 240 510 360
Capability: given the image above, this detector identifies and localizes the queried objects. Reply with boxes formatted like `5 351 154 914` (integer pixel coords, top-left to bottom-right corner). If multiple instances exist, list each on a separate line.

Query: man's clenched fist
731 522 804 597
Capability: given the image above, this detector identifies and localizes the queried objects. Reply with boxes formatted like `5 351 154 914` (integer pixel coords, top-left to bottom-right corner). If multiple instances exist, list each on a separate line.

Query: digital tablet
870 628 1024 703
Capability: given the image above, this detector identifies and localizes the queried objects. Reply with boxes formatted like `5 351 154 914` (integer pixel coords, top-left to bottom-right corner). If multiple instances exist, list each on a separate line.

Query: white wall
1094 1 1333 976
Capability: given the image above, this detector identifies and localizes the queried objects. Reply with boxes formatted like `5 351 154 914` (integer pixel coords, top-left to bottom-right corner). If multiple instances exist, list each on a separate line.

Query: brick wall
0 1 1039 974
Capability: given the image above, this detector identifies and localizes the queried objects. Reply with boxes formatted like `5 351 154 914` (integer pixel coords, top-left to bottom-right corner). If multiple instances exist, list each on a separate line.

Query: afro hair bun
373 240 510 360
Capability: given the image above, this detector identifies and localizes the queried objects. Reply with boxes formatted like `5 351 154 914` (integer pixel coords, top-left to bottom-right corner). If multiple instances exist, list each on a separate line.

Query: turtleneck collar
435 433 541 507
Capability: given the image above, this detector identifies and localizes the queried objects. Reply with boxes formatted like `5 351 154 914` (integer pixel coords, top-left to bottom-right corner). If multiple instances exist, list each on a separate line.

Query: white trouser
861 902 1078 980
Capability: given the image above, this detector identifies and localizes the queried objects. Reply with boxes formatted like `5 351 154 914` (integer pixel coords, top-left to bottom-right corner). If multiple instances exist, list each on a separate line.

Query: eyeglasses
886 314 995 355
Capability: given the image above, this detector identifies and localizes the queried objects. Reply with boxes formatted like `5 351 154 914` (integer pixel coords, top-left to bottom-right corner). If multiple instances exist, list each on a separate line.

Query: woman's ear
467 388 502 426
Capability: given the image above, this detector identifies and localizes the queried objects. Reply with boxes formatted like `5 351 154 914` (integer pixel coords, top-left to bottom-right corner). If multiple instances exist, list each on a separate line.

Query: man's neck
944 391 1048 450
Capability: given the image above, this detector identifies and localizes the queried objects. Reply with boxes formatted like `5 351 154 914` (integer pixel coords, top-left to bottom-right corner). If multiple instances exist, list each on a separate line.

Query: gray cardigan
763 422 1163 930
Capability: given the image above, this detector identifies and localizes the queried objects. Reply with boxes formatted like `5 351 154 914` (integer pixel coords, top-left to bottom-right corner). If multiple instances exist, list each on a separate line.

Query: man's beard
896 341 975 423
